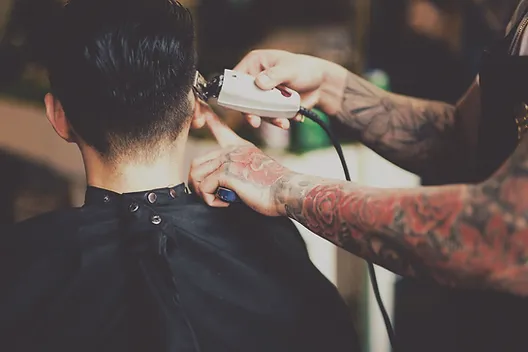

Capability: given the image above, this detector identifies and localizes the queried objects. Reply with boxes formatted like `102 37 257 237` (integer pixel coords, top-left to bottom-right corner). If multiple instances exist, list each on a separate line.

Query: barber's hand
234 49 347 129
189 113 294 216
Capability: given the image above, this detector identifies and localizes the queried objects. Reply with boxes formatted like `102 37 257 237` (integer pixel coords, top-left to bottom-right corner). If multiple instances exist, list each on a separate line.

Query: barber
190 0 528 300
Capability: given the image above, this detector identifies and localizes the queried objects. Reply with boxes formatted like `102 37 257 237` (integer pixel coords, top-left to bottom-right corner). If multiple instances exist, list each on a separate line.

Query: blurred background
0 0 521 351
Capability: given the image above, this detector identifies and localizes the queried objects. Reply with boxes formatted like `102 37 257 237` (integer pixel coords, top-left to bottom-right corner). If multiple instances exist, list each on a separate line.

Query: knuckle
190 159 200 169
227 146 238 154
265 66 277 77
208 158 222 171
248 49 262 58
219 162 229 175
189 170 198 181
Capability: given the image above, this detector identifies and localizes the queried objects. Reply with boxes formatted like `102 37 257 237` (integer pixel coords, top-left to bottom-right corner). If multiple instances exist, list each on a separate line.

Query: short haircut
46 0 196 159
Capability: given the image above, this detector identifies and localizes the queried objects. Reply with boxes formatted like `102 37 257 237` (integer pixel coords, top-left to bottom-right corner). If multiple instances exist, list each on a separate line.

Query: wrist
319 61 348 116
272 171 296 217
272 172 319 218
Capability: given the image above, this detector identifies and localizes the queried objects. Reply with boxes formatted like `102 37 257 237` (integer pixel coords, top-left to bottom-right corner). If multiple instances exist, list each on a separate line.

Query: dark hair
47 0 196 159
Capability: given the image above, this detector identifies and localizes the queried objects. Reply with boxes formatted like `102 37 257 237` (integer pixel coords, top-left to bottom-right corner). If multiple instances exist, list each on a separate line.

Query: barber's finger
294 91 321 123
233 50 275 76
212 199 231 208
233 57 262 77
189 159 220 197
206 113 247 148
261 118 290 130
189 179 200 197
199 167 230 197
246 114 262 128
190 157 224 189
255 66 293 90
189 149 229 198
202 192 231 208
292 114 304 122
300 91 320 110
199 168 233 207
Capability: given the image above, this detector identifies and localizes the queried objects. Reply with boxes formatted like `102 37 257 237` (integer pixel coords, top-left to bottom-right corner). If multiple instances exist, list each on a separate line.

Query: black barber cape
0 184 360 352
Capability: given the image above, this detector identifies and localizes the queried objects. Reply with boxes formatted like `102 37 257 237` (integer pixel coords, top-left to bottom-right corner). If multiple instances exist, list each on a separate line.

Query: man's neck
81 143 186 194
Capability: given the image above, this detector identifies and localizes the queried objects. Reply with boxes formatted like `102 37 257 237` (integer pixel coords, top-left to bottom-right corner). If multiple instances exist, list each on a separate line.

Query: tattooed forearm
224 146 287 186
273 137 528 296
337 72 468 179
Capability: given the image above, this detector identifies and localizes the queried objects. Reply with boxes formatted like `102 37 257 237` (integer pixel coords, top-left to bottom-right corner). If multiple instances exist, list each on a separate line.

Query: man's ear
44 93 75 143
191 94 209 129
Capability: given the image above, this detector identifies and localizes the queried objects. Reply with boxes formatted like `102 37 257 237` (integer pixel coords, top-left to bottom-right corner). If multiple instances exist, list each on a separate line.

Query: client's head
44 0 204 165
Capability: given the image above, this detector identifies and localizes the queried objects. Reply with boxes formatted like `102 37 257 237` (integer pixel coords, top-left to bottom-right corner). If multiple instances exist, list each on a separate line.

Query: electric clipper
192 69 301 203
193 70 301 118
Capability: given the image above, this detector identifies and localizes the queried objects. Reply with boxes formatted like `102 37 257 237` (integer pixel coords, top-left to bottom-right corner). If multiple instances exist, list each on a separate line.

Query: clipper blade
193 71 209 102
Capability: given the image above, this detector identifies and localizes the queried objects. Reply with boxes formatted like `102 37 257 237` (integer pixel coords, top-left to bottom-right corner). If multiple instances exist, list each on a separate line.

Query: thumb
255 66 292 90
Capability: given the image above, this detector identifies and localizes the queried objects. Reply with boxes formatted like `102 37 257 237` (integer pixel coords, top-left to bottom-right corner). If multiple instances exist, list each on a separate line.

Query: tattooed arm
336 72 481 182
271 134 528 296
193 113 528 296
234 50 481 181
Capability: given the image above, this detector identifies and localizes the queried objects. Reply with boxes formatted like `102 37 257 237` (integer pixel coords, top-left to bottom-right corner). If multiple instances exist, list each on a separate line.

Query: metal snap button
103 195 111 203
147 192 157 204
129 202 139 213
151 215 162 225
184 187 191 194
169 188 178 199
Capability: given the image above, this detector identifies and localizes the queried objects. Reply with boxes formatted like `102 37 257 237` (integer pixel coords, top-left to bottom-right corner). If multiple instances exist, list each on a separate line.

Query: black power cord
298 107 397 350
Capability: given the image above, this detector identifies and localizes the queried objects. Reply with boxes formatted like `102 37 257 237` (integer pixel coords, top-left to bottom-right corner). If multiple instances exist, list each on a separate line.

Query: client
0 1 360 351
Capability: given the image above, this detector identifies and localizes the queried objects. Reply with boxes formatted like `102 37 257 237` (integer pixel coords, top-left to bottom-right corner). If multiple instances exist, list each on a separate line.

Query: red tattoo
280 137 528 295
227 147 287 187
271 72 528 295
303 185 345 243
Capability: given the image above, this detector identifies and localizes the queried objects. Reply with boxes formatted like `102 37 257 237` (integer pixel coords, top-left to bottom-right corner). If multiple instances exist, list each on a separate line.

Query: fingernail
249 115 261 127
257 74 273 89
294 114 305 123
